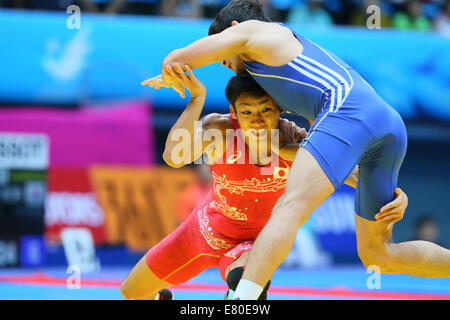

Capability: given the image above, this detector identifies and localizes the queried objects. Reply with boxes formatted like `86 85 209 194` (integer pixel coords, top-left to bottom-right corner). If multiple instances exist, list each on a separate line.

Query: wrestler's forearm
163 96 206 167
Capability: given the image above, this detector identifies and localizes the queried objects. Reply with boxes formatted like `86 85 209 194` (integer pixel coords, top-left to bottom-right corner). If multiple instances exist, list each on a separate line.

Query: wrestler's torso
203 116 293 240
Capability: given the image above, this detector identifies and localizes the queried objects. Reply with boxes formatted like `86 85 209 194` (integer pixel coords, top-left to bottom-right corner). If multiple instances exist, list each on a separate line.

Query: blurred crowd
1 0 449 35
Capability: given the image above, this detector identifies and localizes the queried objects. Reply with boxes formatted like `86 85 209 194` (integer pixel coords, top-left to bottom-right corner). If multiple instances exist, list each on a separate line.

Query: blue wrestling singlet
243 26 408 220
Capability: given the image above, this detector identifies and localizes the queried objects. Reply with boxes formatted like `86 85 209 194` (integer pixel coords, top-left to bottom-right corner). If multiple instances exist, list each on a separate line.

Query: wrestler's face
231 93 280 142
222 56 246 74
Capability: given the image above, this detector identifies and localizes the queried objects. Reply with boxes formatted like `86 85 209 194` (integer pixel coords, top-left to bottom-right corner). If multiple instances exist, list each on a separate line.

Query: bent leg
121 209 223 299
239 147 335 291
120 255 173 300
355 129 450 277
356 214 450 277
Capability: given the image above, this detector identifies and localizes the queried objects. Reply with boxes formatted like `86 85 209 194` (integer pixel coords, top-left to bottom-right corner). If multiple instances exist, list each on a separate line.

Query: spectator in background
325 0 361 26
1 0 74 10
76 0 128 14
162 0 204 18
389 0 407 12
255 0 291 22
176 163 212 224
264 0 298 22
434 1 450 37
415 215 442 245
392 0 432 31
0 0 30 8
286 0 334 27
201 0 229 19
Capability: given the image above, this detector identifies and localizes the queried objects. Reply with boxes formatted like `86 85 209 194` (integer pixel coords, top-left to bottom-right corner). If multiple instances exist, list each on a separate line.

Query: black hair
208 0 271 36
225 73 268 107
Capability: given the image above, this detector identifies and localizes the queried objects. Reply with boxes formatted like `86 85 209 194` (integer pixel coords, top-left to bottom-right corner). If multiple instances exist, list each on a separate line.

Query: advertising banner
45 167 107 244
90 166 197 252
0 100 154 167
0 133 48 235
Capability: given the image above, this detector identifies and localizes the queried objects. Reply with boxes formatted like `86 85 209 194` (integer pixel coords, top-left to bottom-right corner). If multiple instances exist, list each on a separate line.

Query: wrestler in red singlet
123 64 403 301
145 115 292 284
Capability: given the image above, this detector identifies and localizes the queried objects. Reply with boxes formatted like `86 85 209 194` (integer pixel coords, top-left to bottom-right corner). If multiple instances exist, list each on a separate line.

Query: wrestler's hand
165 63 206 98
279 118 308 144
375 188 408 230
141 71 186 99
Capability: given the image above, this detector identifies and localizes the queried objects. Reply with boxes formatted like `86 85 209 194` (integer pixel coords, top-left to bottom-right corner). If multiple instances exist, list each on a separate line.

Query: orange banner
89 166 197 252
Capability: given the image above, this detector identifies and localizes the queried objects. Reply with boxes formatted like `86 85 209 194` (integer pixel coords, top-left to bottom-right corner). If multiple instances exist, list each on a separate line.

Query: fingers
141 80 162 90
286 120 307 140
375 199 405 220
183 65 195 80
172 63 188 82
278 119 308 143
141 74 175 90
378 188 405 213
381 214 403 230
278 118 288 128
164 65 187 98
395 187 408 207
375 188 407 224
141 75 163 88
375 209 404 231
164 65 180 82
375 207 404 221
296 127 308 141
278 119 292 141
141 68 187 98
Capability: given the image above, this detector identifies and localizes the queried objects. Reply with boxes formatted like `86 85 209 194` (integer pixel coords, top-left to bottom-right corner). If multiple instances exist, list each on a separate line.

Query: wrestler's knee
357 240 400 274
275 193 310 227
120 278 134 300
355 215 400 274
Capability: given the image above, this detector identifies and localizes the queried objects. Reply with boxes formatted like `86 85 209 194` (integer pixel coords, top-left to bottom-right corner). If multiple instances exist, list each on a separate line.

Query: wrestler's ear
230 104 238 119
231 20 239 27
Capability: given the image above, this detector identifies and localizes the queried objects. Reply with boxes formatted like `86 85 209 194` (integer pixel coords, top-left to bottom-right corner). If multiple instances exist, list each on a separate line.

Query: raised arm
143 21 254 98
162 21 252 71
162 64 226 168
143 21 301 97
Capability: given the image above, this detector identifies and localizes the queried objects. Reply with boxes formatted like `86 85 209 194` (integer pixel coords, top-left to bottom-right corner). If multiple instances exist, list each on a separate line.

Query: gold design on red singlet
210 199 248 221
210 171 288 221
197 206 235 251
212 172 287 194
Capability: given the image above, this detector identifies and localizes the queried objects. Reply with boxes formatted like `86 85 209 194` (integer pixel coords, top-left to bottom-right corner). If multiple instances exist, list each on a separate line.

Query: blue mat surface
0 265 449 300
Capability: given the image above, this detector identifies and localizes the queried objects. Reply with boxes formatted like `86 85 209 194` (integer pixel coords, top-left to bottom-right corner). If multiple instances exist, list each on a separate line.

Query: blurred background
0 0 449 299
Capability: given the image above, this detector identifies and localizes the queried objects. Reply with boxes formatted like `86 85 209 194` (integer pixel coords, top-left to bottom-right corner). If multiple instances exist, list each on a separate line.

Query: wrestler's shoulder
202 113 233 132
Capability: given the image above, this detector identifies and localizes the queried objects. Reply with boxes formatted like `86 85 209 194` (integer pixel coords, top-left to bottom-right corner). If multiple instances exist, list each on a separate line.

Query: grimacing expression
231 93 280 141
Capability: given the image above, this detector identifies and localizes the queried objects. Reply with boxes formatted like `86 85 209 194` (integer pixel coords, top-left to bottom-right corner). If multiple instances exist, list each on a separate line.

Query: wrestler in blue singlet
243 27 408 220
